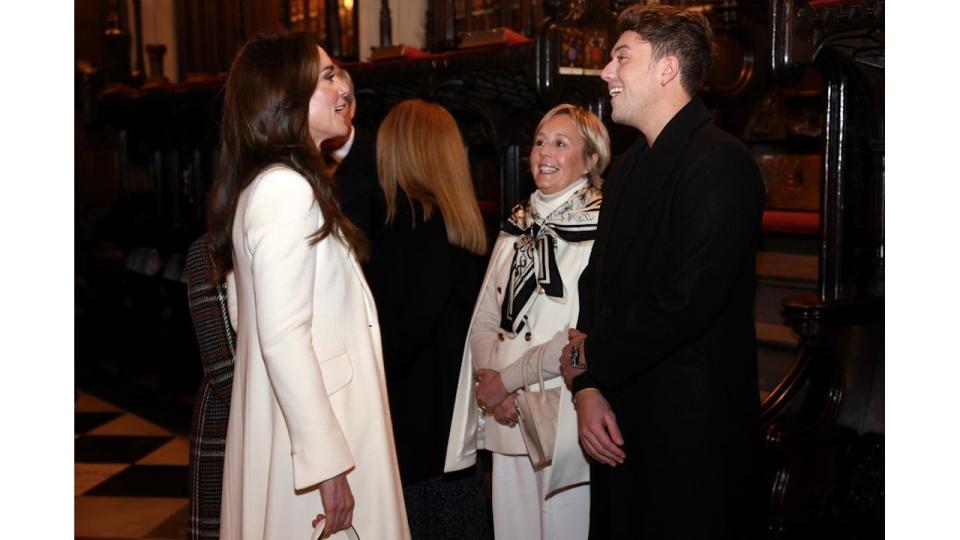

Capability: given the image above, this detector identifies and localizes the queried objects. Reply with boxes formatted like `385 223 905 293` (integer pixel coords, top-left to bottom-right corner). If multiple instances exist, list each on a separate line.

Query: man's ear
660 55 681 87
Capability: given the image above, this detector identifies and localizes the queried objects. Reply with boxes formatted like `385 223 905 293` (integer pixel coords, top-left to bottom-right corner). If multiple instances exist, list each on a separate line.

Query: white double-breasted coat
445 186 594 497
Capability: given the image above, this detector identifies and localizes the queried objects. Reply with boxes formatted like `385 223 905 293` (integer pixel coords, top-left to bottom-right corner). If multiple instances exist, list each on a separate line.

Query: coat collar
649 97 714 153
330 126 356 163
597 98 714 281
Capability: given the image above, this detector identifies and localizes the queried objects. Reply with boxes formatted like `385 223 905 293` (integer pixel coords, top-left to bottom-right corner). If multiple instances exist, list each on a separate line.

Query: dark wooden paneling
75 0 114 67
174 0 357 76
244 0 286 38
174 0 249 78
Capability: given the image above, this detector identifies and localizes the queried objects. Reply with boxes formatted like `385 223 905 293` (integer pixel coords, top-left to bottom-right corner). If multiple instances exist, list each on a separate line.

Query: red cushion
762 211 819 235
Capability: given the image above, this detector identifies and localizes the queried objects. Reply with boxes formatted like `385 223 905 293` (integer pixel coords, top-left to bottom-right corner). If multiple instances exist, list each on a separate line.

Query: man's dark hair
617 5 714 96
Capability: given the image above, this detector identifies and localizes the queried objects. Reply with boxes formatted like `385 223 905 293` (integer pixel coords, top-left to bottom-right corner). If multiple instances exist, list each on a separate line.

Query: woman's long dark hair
206 31 367 284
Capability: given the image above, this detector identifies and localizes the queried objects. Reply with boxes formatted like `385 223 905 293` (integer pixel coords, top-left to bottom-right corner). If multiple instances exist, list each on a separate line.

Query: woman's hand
475 369 509 410
314 472 354 538
492 392 520 427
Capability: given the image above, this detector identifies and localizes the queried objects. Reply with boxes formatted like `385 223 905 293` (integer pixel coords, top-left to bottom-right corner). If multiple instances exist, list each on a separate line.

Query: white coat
445 195 593 497
221 165 410 540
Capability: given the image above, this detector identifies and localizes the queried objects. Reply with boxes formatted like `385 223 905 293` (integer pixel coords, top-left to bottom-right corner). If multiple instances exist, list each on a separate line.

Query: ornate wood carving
813 8 884 301
762 295 883 537
759 3 884 538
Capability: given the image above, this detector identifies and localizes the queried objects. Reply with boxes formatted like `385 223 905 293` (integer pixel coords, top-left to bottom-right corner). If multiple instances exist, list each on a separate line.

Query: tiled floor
75 391 189 539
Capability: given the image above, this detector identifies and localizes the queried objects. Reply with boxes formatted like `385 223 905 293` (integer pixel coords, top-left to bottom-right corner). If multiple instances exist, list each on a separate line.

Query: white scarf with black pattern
499 180 602 335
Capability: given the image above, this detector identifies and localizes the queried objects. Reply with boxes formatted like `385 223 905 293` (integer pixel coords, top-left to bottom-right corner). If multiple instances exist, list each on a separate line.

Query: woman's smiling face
307 46 350 146
530 114 594 195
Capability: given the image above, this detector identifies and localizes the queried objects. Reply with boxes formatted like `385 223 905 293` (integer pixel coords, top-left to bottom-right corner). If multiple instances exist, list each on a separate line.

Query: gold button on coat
498 333 504 341
524 332 532 341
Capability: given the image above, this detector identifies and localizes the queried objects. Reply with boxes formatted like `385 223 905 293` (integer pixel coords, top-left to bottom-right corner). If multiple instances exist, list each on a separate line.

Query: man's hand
575 390 626 466
559 329 588 389
568 328 587 343
492 391 519 427
475 368 509 410
315 472 354 538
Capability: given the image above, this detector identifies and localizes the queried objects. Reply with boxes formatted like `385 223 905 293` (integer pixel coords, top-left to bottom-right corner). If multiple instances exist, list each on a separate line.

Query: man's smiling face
600 31 661 130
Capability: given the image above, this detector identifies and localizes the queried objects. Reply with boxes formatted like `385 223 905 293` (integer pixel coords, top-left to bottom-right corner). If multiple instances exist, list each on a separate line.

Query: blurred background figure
322 67 384 241
366 99 491 539
447 104 610 540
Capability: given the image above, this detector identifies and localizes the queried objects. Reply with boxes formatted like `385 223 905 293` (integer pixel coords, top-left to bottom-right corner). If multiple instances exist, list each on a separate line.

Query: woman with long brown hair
206 32 409 539
364 99 490 538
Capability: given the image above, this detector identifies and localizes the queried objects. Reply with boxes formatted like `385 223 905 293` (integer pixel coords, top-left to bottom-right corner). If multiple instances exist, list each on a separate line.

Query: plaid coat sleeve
185 233 236 540
185 234 235 403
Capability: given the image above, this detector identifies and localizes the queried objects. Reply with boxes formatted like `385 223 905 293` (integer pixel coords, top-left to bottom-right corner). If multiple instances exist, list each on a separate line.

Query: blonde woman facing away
365 99 491 539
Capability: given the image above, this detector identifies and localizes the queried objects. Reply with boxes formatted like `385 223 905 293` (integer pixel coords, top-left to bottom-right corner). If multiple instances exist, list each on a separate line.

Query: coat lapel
592 136 645 280
597 98 715 286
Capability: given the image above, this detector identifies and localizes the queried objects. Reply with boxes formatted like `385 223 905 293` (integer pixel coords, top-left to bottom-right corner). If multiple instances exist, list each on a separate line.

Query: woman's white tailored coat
220 165 410 540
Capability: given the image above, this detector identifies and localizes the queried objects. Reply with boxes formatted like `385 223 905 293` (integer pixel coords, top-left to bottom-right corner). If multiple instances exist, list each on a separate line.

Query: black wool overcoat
334 127 385 240
573 98 766 539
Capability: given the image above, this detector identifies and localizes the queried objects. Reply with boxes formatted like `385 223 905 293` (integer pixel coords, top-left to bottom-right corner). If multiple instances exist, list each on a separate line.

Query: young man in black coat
558 5 766 538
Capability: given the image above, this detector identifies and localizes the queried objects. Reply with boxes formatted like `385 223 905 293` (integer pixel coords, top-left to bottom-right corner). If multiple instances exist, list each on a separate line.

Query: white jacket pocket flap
319 351 353 396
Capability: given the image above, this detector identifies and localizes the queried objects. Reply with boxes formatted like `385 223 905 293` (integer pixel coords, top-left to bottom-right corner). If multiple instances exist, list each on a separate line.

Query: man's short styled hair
617 5 714 96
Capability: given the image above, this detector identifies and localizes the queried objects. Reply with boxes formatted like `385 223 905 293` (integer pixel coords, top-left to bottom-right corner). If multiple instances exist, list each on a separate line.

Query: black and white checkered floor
75 391 189 539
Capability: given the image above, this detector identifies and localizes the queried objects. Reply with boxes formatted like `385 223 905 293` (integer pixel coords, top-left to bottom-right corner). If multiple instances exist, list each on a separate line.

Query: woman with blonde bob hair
446 103 610 539
365 99 491 538
536 103 611 190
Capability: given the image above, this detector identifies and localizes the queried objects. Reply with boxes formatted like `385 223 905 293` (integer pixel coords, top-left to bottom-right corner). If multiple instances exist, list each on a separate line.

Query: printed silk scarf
499 183 602 335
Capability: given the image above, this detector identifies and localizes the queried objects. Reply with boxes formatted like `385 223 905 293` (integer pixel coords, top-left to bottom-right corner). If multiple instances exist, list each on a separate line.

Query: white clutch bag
310 518 360 540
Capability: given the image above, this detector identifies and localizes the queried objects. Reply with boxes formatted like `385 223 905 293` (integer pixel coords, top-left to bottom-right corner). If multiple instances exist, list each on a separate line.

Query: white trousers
491 453 590 540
